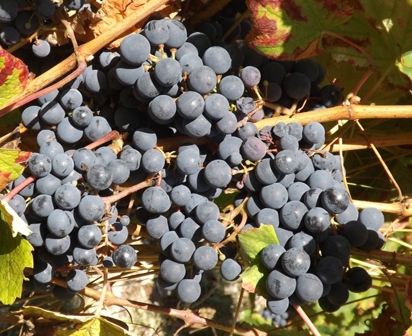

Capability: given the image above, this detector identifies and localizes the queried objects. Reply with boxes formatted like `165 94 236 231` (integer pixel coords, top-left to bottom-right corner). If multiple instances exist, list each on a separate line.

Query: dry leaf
88 0 179 49
0 126 21 150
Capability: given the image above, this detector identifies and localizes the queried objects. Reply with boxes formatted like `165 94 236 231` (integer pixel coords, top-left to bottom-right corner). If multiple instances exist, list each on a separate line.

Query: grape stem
38 275 268 336
84 131 121 151
3 175 36 203
294 305 321 336
215 206 248 249
100 178 154 204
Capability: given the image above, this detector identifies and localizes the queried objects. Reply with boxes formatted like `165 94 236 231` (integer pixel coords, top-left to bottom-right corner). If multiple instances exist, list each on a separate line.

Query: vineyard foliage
1 0 412 335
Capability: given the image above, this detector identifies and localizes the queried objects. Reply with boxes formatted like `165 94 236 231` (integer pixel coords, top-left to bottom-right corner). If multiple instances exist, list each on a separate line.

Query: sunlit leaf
246 0 412 103
0 148 31 191
0 199 31 237
56 317 131 336
246 0 354 59
0 48 31 109
0 216 33 305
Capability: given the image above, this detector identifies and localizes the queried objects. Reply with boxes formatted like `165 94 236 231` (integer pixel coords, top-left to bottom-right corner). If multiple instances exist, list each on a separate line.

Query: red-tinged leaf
0 148 31 191
0 48 31 109
246 0 354 60
247 0 412 103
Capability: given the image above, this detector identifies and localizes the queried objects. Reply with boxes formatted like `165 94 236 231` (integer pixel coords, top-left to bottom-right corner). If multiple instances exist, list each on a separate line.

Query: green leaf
56 317 131 336
0 148 31 191
0 49 31 109
0 214 33 305
238 225 279 294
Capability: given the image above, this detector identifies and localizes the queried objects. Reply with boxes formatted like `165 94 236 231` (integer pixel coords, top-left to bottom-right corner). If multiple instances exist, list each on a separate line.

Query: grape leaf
56 317 131 336
0 199 31 237
238 224 279 294
0 48 31 109
0 214 33 305
17 307 130 335
246 0 354 60
0 148 31 191
246 0 412 104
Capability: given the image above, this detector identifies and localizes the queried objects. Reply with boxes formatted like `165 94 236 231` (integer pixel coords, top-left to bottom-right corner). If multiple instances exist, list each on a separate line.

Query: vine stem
41 276 268 336
84 131 121 150
254 104 412 130
0 0 169 114
351 248 412 265
351 199 412 217
215 200 249 249
3 175 36 203
294 306 321 336
325 132 412 152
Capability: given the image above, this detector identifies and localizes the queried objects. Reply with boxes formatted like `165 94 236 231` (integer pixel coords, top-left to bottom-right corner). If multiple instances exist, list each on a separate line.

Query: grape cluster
5 6 385 313
221 115 386 314
260 308 291 328
0 0 88 59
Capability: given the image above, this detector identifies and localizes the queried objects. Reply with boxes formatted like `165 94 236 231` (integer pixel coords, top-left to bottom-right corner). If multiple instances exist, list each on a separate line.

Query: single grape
66 269 88 292
112 245 137 268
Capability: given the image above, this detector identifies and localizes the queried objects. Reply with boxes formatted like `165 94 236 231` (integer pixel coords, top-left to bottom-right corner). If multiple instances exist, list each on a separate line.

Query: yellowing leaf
56 317 131 336
0 199 31 237
0 48 31 109
0 148 31 191
0 214 33 305
238 225 279 295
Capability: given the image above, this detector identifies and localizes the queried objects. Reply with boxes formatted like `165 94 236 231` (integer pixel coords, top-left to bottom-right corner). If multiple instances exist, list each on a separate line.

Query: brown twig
254 104 412 130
